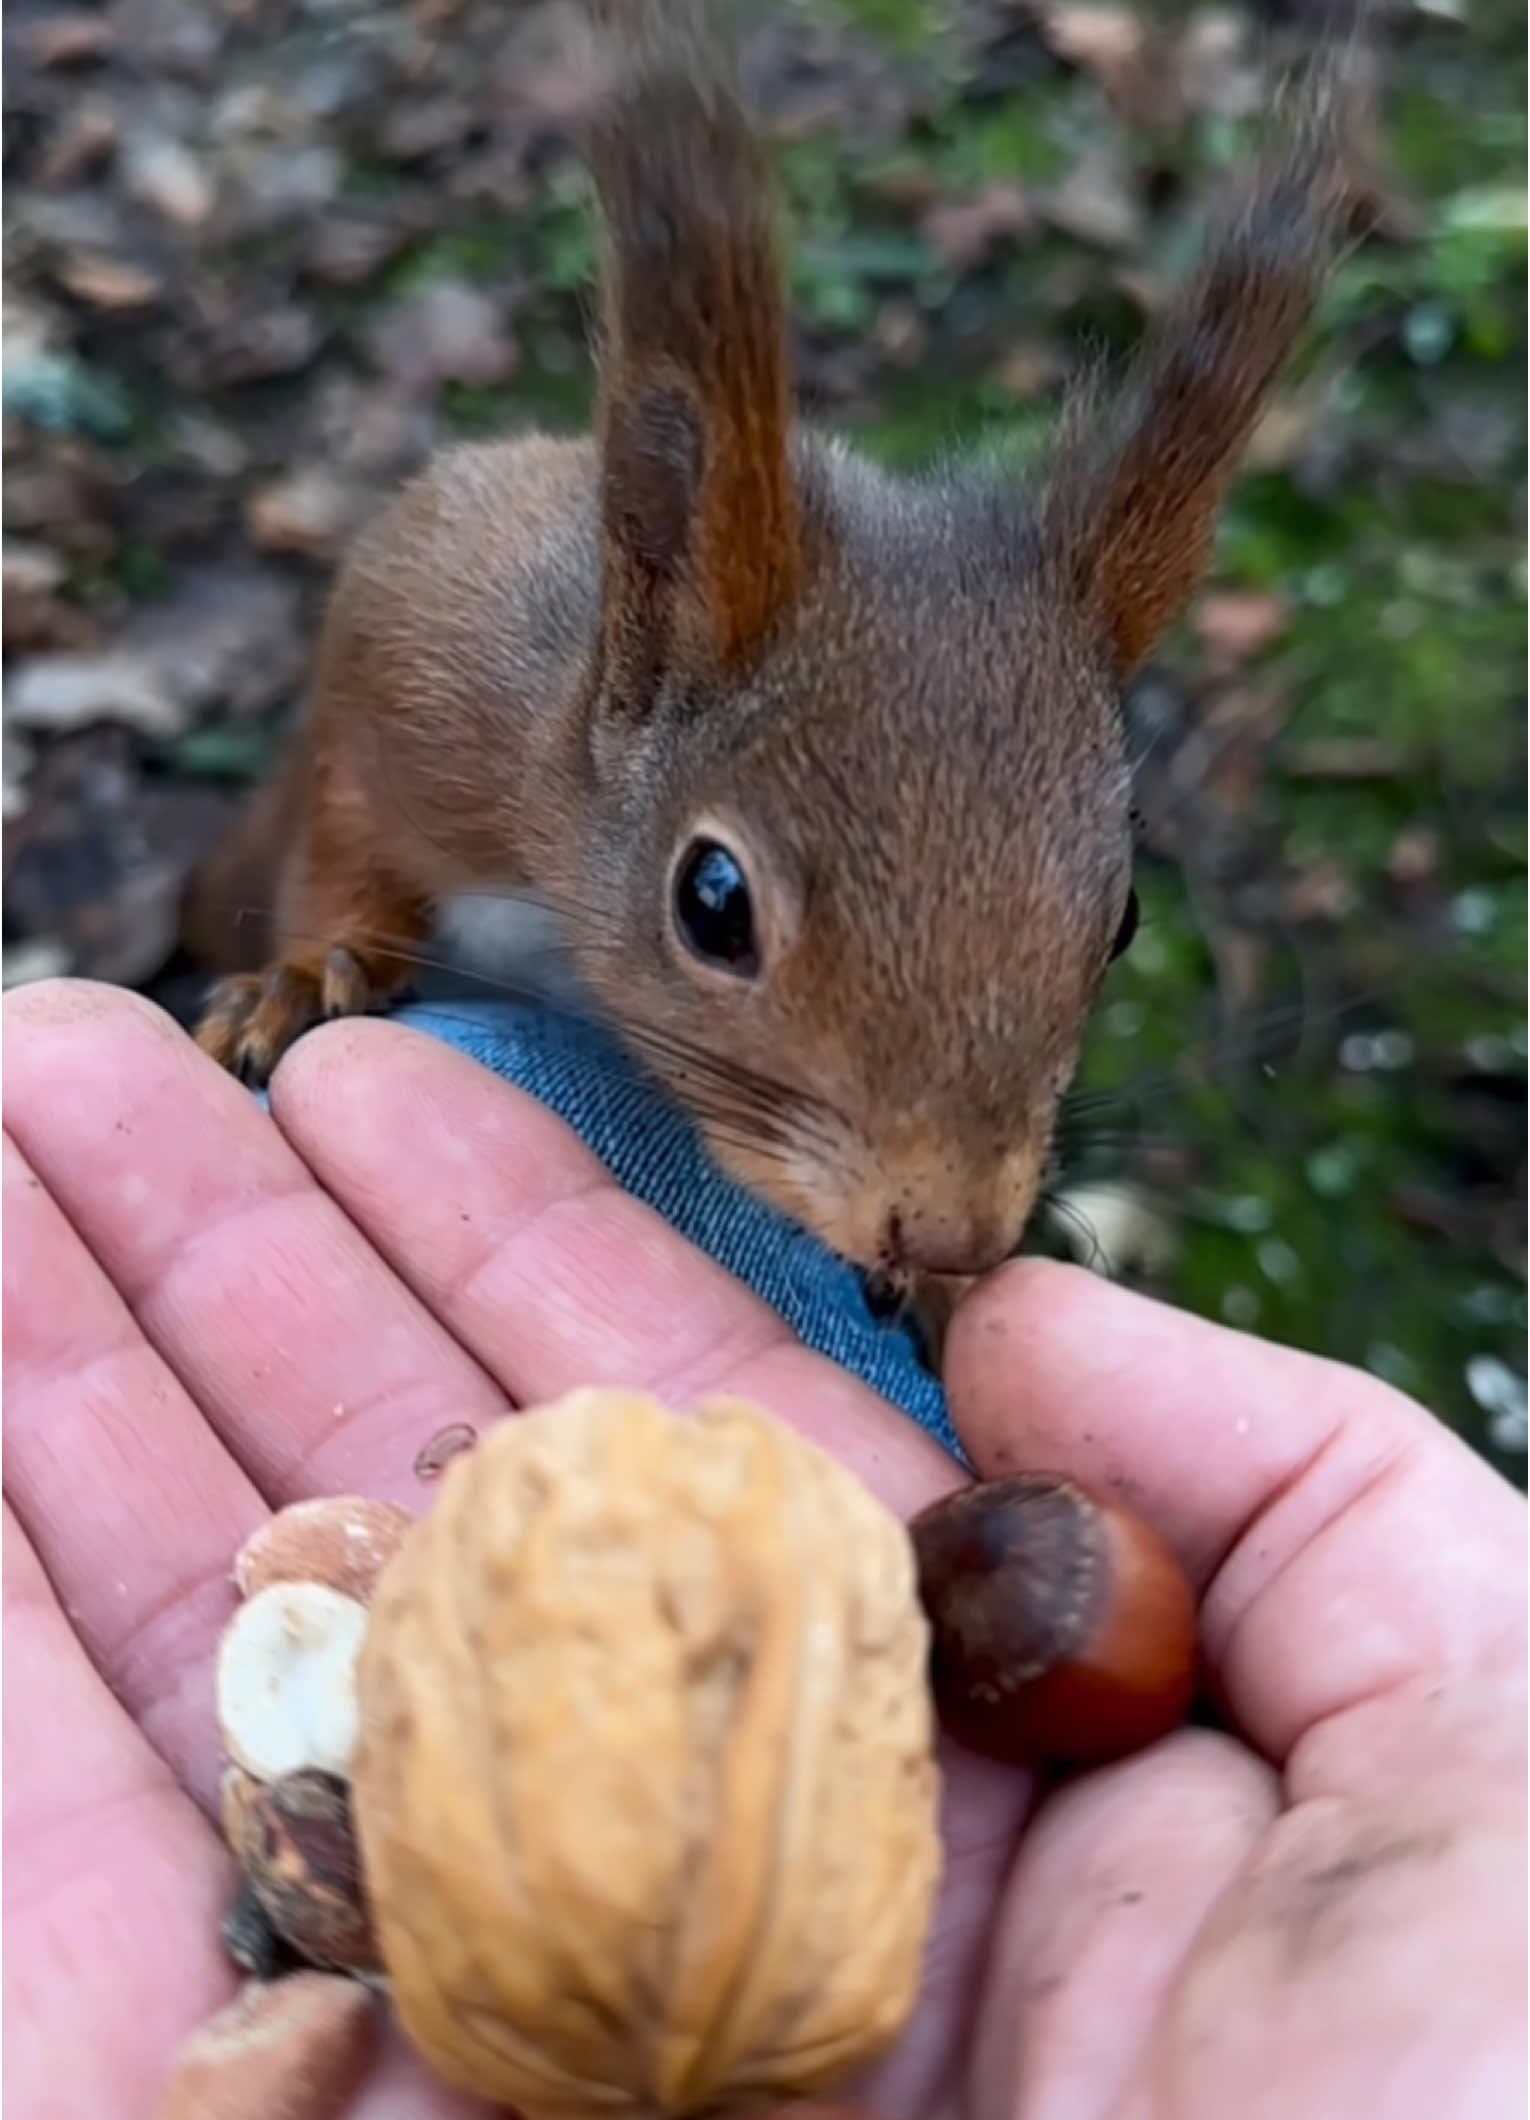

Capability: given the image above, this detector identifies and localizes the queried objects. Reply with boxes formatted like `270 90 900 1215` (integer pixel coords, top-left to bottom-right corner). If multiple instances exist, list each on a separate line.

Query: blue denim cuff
369 999 963 1460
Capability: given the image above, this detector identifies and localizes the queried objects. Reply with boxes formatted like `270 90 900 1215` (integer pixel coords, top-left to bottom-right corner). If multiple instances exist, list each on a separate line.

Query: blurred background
3 0 1524 1472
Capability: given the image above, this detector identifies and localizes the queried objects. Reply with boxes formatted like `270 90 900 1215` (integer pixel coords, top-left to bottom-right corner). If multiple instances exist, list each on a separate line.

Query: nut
352 1387 940 2116
221 1764 262 1846
234 1499 413 1606
221 1872 300 1982
223 1768 379 1973
910 1474 1196 1767
157 1971 379 2120
217 1582 368 1782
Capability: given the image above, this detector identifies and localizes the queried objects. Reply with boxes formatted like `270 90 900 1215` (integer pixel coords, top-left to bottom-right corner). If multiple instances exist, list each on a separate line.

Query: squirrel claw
195 949 381 1083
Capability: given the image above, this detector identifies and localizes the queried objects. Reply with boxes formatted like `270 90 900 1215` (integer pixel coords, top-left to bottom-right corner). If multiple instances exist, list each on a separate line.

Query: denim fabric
377 998 964 1460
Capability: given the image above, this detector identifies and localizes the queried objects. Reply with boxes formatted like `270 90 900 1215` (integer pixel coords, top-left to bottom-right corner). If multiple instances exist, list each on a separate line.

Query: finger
2 980 511 1506
3 1133 266 1805
1122 1786 1527 2120
947 1262 1526 1760
350 2020 497 2120
271 1017 1024 2112
948 1259 1409 1584
854 1745 1032 2117
269 1017 961 1520
969 1731 1278 2120
3 1506 236 2119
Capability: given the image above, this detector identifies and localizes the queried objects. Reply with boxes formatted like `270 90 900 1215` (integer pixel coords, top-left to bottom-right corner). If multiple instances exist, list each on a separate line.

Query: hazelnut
234 1499 413 1606
158 1971 379 2120
223 1768 379 1973
217 1582 368 1782
221 1873 300 1983
910 1475 1195 1767
351 1387 941 2117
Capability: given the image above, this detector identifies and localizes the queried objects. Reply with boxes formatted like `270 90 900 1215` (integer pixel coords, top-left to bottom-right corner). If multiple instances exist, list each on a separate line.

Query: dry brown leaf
994 338 1064 398
23 12 117 66
54 252 163 310
35 102 119 189
246 471 370 562
1040 149 1143 251
921 182 1034 274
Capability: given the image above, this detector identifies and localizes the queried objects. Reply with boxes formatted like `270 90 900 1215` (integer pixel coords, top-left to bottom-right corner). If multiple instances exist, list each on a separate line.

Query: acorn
909 1475 1196 1768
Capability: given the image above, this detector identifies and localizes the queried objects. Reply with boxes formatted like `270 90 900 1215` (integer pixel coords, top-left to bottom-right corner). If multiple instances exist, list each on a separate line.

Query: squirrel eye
1109 887 1139 963
673 839 760 977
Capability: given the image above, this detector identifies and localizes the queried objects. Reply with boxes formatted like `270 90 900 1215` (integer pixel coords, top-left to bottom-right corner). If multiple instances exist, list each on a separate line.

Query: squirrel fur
188 0 1360 1308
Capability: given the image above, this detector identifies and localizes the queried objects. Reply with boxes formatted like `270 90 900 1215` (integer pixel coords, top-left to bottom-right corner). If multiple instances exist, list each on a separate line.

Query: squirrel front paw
195 948 388 1084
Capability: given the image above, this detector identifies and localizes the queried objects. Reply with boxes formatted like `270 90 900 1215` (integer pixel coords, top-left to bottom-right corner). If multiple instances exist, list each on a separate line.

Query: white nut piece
217 1582 369 1782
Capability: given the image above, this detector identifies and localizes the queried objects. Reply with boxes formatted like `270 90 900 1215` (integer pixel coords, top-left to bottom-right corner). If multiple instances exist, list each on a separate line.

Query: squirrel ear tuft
1048 62 1365 677
589 10 801 708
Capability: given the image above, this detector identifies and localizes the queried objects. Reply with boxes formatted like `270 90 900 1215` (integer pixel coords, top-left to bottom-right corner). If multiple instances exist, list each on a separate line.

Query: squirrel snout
884 1204 1022 1280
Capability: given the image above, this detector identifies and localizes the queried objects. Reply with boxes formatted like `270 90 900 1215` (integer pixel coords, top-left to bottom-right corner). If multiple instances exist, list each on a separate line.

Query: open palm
4 980 1523 2120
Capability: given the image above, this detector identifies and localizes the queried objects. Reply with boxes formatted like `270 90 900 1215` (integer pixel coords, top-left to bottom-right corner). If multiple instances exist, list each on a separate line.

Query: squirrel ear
589 9 801 708
1049 75 1360 677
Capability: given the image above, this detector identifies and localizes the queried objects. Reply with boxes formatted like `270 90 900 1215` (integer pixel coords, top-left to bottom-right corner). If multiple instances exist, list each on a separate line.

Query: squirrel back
190 2 1362 1290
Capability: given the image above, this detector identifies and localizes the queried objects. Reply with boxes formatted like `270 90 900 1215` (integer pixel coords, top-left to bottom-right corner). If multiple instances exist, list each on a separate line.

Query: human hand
4 979 1524 2119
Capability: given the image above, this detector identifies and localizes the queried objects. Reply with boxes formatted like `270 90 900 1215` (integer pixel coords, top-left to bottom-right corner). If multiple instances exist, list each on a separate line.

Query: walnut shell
352 1388 941 2118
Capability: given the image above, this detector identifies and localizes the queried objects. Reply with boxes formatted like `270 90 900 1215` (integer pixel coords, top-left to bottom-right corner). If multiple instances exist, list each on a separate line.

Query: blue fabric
381 998 964 1460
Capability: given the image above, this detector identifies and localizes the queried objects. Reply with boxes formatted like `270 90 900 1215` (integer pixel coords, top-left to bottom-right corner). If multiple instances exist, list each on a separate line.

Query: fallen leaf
246 470 369 561
871 298 927 365
121 135 216 229
302 214 406 287
994 338 1063 397
1040 149 1143 251
1039 4 1178 125
54 252 164 310
109 564 305 720
1280 856 1357 923
1245 390 1325 472
5 653 181 736
379 95 476 163
2 539 96 653
920 182 1034 274
204 300 324 387
1387 826 1441 885
110 0 223 81
494 0 602 127
367 280 518 391
1176 10 1263 121
3 730 232 986
35 101 119 189
23 13 117 66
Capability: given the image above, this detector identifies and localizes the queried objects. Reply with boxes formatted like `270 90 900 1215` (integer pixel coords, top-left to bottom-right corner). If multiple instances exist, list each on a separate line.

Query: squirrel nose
888 1209 1016 1279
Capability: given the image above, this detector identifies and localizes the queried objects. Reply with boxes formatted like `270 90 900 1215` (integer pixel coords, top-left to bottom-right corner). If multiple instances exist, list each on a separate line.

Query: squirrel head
570 452 1136 1276
560 7 1353 1278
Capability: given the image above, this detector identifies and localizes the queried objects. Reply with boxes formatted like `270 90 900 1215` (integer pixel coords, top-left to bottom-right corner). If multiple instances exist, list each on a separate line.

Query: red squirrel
188 0 1360 1318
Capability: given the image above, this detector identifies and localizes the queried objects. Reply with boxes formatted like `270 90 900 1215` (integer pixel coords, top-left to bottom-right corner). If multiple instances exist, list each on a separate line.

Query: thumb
944 1262 1525 1765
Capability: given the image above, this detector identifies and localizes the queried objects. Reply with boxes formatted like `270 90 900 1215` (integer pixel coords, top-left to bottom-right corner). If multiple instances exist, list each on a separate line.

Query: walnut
351 1387 941 2117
